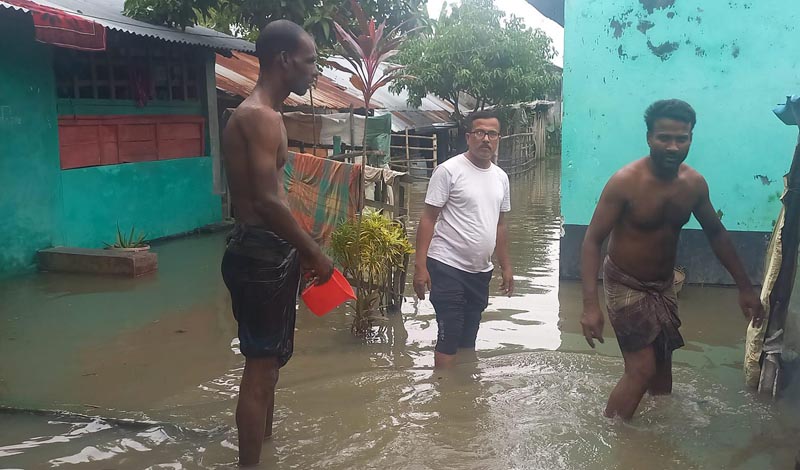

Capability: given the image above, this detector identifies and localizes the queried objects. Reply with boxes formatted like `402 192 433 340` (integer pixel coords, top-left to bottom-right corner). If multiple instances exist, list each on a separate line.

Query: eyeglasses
468 130 501 141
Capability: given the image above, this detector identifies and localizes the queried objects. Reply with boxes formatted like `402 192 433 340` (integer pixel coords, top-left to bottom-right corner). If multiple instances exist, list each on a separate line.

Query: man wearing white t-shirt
413 110 514 369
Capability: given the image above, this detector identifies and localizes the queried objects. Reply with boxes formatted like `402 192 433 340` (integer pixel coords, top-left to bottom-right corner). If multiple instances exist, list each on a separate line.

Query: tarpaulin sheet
283 112 392 165
6 0 106 51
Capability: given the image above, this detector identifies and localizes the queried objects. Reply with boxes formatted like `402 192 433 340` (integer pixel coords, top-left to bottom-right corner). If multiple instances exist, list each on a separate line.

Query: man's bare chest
624 186 696 230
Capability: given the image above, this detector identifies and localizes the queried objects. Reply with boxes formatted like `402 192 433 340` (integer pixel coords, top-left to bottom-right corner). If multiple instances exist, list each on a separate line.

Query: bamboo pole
355 104 369 326
310 87 317 154
432 134 438 170
349 106 355 158
405 128 410 173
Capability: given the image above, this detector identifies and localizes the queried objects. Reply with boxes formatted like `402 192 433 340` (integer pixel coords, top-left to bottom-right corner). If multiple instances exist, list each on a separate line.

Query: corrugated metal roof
0 1 27 12
383 110 455 132
216 52 459 131
0 0 254 52
216 51 377 109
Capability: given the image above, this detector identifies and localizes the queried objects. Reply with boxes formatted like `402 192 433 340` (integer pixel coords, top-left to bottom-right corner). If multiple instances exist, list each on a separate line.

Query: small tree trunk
354 99 370 332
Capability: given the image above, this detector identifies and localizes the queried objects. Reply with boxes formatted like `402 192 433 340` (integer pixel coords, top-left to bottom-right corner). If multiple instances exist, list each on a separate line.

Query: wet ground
1 157 799 469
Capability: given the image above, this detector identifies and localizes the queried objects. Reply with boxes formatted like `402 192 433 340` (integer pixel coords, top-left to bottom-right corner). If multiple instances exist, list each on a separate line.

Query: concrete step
38 247 158 277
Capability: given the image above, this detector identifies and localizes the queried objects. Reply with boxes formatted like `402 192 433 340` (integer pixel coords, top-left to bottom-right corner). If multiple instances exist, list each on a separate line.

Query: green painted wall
562 0 800 231
0 14 63 277
57 99 203 116
61 158 221 249
0 14 222 276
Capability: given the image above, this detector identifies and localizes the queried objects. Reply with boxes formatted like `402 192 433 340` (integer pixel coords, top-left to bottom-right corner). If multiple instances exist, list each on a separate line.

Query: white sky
426 0 564 67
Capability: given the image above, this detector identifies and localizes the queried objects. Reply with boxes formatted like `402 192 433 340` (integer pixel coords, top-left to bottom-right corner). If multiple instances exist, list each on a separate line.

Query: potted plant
104 223 149 252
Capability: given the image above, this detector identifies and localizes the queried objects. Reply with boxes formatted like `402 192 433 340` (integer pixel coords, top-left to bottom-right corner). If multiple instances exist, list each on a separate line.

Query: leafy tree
390 0 558 123
124 0 429 49
123 0 217 30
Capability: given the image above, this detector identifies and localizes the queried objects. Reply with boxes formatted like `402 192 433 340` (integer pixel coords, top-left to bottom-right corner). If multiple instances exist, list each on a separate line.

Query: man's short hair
644 99 697 132
465 109 502 131
256 20 308 69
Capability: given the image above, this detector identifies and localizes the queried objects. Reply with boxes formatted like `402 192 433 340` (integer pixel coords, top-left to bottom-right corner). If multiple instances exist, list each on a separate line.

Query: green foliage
391 0 559 123
330 211 413 334
123 0 217 30
124 0 429 51
105 224 148 249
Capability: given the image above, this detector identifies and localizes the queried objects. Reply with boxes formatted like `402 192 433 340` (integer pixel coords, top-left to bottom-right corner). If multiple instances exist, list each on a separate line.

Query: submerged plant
330 210 413 335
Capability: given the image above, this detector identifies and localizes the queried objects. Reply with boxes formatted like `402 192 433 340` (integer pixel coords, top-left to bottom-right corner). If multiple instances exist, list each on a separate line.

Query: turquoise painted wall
562 0 800 231
0 14 63 276
61 158 221 248
0 12 222 276
57 99 203 116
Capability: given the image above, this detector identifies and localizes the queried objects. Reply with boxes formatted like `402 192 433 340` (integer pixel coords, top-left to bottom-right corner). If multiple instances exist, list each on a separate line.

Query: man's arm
413 204 442 300
580 175 626 347
693 176 764 326
239 109 332 283
496 212 513 297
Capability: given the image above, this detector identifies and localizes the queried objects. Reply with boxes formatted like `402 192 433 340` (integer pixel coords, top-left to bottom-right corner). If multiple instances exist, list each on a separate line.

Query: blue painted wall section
563 0 800 231
0 14 64 276
561 0 800 283
61 158 221 249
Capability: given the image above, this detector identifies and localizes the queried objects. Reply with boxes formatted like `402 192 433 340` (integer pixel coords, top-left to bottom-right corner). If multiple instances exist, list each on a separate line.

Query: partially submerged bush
330 210 413 335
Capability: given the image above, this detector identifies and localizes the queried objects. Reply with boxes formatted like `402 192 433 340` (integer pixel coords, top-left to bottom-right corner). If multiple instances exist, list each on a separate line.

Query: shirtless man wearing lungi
221 20 333 466
580 99 765 420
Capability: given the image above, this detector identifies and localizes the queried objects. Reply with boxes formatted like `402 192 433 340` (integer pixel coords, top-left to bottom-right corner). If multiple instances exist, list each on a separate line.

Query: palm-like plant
326 0 408 115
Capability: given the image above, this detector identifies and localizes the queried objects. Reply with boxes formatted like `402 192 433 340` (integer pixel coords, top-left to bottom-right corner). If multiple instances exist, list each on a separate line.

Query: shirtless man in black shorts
221 20 333 466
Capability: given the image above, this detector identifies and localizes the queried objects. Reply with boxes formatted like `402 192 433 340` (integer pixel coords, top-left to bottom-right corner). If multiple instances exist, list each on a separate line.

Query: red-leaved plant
327 0 410 113
327 0 414 335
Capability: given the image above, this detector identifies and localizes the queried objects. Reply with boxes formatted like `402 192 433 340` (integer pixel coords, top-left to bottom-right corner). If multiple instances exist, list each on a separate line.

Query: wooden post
349 106 355 159
204 52 223 195
432 134 438 172
310 87 318 154
405 128 410 172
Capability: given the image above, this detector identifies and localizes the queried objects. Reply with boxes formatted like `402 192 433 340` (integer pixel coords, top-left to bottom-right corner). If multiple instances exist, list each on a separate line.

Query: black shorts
427 257 492 355
221 225 301 367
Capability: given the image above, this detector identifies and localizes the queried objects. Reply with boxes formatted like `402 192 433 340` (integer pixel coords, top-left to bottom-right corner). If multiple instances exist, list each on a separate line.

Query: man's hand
303 249 334 285
500 267 514 297
738 288 765 328
580 305 605 348
413 265 431 300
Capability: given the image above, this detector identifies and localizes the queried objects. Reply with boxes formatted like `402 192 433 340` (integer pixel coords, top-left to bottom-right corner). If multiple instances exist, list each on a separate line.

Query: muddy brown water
1 158 798 469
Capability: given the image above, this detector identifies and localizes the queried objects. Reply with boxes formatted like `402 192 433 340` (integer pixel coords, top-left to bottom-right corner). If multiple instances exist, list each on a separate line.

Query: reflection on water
1 157 798 469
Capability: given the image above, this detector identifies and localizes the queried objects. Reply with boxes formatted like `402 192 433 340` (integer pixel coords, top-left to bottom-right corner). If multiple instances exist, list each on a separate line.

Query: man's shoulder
678 163 704 180
439 153 465 169
609 158 644 183
233 100 281 124
491 163 509 180
678 164 708 191
432 154 464 178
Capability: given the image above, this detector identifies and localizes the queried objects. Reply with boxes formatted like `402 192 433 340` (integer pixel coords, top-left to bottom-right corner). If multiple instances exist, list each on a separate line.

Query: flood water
1 157 798 469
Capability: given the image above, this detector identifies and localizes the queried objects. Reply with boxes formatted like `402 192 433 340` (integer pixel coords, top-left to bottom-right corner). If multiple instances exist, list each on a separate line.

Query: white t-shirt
425 153 511 273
